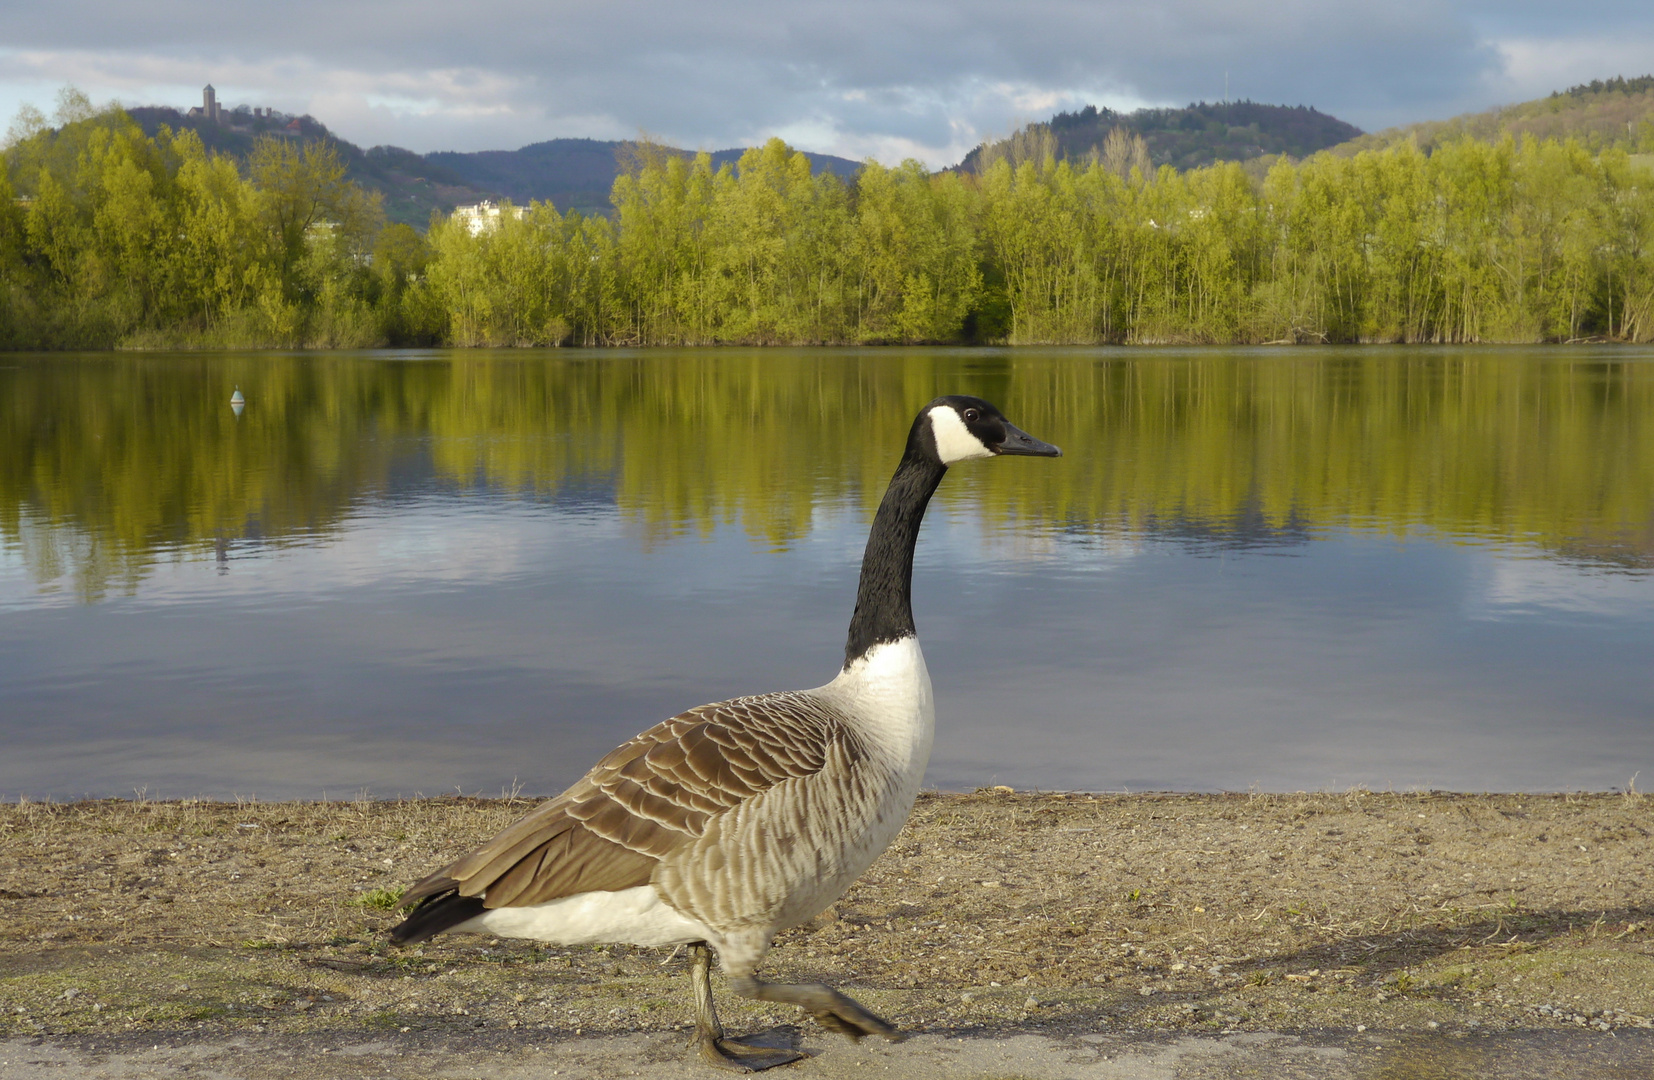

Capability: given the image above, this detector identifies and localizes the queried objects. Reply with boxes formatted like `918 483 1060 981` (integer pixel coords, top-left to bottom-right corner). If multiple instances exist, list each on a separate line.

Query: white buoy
230 386 245 417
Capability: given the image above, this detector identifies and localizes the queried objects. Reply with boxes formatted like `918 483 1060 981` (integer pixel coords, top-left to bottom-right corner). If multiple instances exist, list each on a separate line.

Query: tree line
4 93 1652 348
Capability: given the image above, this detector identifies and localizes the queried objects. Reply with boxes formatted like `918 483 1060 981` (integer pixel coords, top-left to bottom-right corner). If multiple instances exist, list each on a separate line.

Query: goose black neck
844 450 947 667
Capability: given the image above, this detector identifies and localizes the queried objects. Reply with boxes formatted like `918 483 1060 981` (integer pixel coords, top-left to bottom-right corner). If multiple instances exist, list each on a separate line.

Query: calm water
2 347 1651 800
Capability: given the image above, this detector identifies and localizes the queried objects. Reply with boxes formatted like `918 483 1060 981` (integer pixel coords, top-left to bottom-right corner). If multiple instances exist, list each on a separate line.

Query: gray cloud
1 0 1649 165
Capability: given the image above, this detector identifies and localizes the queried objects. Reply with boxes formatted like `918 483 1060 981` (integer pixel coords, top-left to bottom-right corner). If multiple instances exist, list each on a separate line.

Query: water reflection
1 348 1650 798
5 348 1652 598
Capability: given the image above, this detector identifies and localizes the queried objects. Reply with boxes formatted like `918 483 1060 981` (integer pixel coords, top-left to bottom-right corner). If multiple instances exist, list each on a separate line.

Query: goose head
916 395 1062 465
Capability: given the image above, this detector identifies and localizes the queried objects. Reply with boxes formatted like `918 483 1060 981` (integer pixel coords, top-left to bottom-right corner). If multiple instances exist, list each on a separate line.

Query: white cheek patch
927 406 994 464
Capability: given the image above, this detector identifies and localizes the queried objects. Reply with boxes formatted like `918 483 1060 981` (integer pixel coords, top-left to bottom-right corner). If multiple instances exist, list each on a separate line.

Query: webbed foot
692 1030 807 1072
808 996 898 1041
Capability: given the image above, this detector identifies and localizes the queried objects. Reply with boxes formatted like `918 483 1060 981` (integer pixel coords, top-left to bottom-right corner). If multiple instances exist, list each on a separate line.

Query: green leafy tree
249 137 382 301
612 143 718 343
852 160 982 342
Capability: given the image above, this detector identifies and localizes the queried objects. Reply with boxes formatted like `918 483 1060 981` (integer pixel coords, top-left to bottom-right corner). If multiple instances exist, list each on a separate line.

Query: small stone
1356 1025 1367 1033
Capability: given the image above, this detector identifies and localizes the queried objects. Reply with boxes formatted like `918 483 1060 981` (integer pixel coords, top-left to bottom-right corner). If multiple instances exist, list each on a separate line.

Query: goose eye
963 408 979 422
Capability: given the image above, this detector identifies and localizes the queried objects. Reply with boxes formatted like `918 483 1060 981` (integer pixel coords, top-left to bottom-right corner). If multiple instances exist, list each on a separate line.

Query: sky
1 1 1651 167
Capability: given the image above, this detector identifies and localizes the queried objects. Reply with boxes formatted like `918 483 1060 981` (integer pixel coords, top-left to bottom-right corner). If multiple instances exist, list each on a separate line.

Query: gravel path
4 790 1652 1075
5 1028 1654 1079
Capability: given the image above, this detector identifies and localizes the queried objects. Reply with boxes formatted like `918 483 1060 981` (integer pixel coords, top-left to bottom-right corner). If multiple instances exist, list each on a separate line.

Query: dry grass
2 791 1652 1041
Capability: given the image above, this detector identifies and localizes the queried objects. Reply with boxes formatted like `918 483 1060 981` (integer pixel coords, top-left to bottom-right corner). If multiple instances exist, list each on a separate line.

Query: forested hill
958 101 1363 173
1331 75 1654 157
426 140 864 216
126 107 493 228
422 139 620 217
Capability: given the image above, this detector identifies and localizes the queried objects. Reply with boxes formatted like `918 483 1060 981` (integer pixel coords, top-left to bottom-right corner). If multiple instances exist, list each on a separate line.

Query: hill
1331 74 1654 157
422 138 620 217
127 107 493 229
427 139 864 216
958 100 1363 173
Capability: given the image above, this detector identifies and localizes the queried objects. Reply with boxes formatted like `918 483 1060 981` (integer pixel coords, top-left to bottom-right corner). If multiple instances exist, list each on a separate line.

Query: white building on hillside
452 200 526 236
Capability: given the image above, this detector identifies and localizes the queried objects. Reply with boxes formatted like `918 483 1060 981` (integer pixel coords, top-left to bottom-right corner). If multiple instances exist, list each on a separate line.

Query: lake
2 347 1651 801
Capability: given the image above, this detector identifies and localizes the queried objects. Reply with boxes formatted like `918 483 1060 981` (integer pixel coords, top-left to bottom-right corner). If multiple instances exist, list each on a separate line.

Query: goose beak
994 423 1062 457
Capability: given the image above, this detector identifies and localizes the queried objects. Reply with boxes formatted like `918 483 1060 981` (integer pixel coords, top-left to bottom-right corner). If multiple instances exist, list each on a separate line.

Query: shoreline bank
3 791 1651 1070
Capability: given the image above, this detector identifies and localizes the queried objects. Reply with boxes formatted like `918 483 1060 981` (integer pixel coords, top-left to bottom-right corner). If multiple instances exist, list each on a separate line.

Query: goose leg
689 943 805 1072
730 973 898 1042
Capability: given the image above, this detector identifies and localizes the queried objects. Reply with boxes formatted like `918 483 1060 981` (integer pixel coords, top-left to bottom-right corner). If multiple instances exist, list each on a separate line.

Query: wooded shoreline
5 102 1653 351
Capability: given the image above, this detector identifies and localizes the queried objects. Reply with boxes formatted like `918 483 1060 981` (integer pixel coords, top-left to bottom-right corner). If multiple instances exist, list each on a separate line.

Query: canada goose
390 396 1060 1070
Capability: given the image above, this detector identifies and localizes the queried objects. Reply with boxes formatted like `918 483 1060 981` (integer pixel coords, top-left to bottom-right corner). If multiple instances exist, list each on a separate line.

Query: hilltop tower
203 84 219 123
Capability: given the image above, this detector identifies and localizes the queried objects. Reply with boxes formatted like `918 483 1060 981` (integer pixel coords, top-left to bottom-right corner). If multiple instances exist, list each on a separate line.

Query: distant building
452 200 526 236
185 87 287 126
185 84 223 123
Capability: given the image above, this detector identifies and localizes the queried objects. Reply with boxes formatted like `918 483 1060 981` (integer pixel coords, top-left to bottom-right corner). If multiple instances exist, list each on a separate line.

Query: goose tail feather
389 890 486 945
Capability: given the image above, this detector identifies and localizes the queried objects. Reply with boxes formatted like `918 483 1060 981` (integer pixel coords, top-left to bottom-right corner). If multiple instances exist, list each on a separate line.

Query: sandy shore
3 790 1652 1075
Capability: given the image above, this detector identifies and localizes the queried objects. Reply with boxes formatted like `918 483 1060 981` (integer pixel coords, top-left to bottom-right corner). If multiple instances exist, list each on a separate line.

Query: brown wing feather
400 692 845 910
